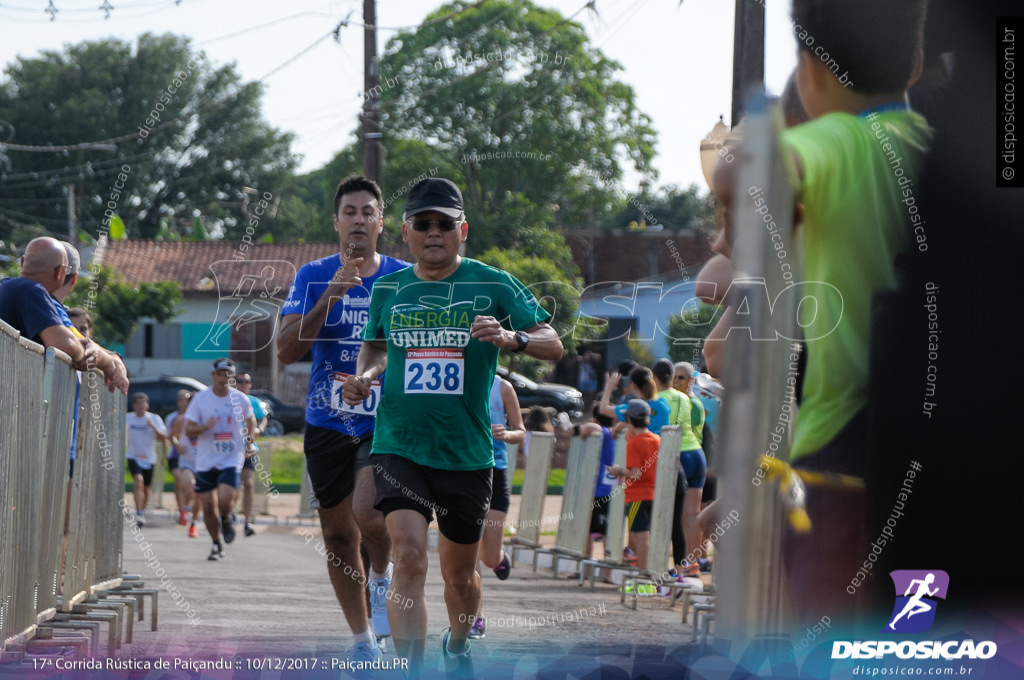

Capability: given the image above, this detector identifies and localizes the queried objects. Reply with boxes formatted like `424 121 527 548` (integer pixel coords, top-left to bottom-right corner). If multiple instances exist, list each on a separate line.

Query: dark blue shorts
195 467 240 493
680 448 707 489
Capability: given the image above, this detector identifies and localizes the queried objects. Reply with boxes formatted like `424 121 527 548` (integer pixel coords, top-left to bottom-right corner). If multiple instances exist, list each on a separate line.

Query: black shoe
244 522 256 537
492 553 511 581
221 517 236 544
208 545 222 561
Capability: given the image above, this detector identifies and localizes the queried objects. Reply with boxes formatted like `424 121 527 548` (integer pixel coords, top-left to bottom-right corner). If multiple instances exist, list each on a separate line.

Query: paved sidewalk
108 494 704 678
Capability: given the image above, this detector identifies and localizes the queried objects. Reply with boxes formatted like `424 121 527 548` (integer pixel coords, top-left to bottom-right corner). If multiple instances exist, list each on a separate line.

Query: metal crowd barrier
38 349 77 622
647 425 684 573
0 326 47 651
0 319 127 659
714 93 797 643
540 431 602 576
505 431 554 565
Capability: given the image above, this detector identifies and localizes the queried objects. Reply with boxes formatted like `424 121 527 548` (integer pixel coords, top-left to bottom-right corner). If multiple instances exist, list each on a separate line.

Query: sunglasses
673 375 689 381
407 218 461 232
236 379 251 383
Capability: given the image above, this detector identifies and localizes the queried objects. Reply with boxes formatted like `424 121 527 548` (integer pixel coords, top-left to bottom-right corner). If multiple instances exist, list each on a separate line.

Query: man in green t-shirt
343 177 562 675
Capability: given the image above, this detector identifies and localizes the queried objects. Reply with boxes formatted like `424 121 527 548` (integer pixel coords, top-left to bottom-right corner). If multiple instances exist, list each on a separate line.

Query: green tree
377 0 657 257
293 138 461 247
666 303 724 364
0 33 298 241
603 183 717 233
65 266 182 347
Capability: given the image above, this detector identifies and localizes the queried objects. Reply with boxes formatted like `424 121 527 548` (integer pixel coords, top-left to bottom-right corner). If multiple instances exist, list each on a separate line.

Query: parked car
250 390 306 436
495 366 584 421
127 376 208 419
128 376 273 427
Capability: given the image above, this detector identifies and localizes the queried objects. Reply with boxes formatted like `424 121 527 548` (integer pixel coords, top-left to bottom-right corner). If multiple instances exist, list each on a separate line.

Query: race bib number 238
404 349 464 395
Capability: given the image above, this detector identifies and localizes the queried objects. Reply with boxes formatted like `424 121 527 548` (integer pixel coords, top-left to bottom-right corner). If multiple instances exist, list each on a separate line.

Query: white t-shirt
184 387 255 472
126 412 167 469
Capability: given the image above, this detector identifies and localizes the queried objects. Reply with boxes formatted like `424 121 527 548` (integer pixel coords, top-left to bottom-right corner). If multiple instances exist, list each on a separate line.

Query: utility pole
66 183 76 240
730 0 765 126
362 0 383 185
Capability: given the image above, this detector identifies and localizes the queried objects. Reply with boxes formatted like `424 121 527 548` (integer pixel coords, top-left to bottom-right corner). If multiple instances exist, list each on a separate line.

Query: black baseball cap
403 178 464 220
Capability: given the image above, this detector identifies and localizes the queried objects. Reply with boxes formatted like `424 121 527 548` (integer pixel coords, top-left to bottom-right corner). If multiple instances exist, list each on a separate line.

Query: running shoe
135 511 146 528
468 617 486 640
368 569 392 638
178 509 188 526
683 561 701 578
623 548 638 567
492 553 511 580
698 557 712 573
440 627 474 678
244 522 256 537
188 523 198 538
347 637 380 679
221 516 236 544
208 545 221 561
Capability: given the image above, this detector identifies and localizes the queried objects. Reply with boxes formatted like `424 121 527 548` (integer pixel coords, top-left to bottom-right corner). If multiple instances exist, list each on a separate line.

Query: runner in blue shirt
277 175 410 664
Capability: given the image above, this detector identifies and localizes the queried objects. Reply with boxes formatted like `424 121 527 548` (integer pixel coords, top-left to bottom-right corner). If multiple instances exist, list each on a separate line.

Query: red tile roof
102 240 414 293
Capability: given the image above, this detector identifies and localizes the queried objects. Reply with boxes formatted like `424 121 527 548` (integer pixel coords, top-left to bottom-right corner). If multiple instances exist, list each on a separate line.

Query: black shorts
304 425 374 510
167 456 180 471
489 467 511 514
127 459 153 487
626 500 653 532
194 467 240 493
372 453 492 545
590 495 610 535
242 454 256 471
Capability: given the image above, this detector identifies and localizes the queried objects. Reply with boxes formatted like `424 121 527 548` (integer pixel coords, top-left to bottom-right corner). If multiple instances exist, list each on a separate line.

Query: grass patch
129 435 567 495
129 434 307 492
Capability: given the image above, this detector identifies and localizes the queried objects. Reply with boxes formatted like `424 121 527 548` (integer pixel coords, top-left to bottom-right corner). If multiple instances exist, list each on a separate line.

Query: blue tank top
489 376 508 470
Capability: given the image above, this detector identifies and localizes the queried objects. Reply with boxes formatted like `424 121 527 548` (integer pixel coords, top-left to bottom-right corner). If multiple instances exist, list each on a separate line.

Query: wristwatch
513 330 529 353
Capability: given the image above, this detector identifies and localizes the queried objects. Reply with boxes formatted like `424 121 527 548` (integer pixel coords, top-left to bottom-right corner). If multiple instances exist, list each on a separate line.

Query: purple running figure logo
884 570 949 634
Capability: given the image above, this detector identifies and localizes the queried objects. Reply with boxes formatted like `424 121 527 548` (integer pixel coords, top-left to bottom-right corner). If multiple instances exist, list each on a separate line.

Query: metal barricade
3 337 47 650
507 431 554 552
88 372 126 592
647 425 684 574
715 93 797 643
65 368 127 608
545 432 602 574
0 320 127 657
0 321 23 648
603 432 628 563
37 348 76 623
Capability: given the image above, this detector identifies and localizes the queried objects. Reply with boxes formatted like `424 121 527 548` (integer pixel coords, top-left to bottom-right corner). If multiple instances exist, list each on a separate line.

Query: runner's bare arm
244 414 259 453
185 417 215 439
496 379 526 445
341 341 387 405
276 257 364 364
469 318 563 360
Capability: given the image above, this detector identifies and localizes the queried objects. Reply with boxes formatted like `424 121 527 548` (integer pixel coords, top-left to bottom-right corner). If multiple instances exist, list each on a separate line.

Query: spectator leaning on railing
0 236 128 394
